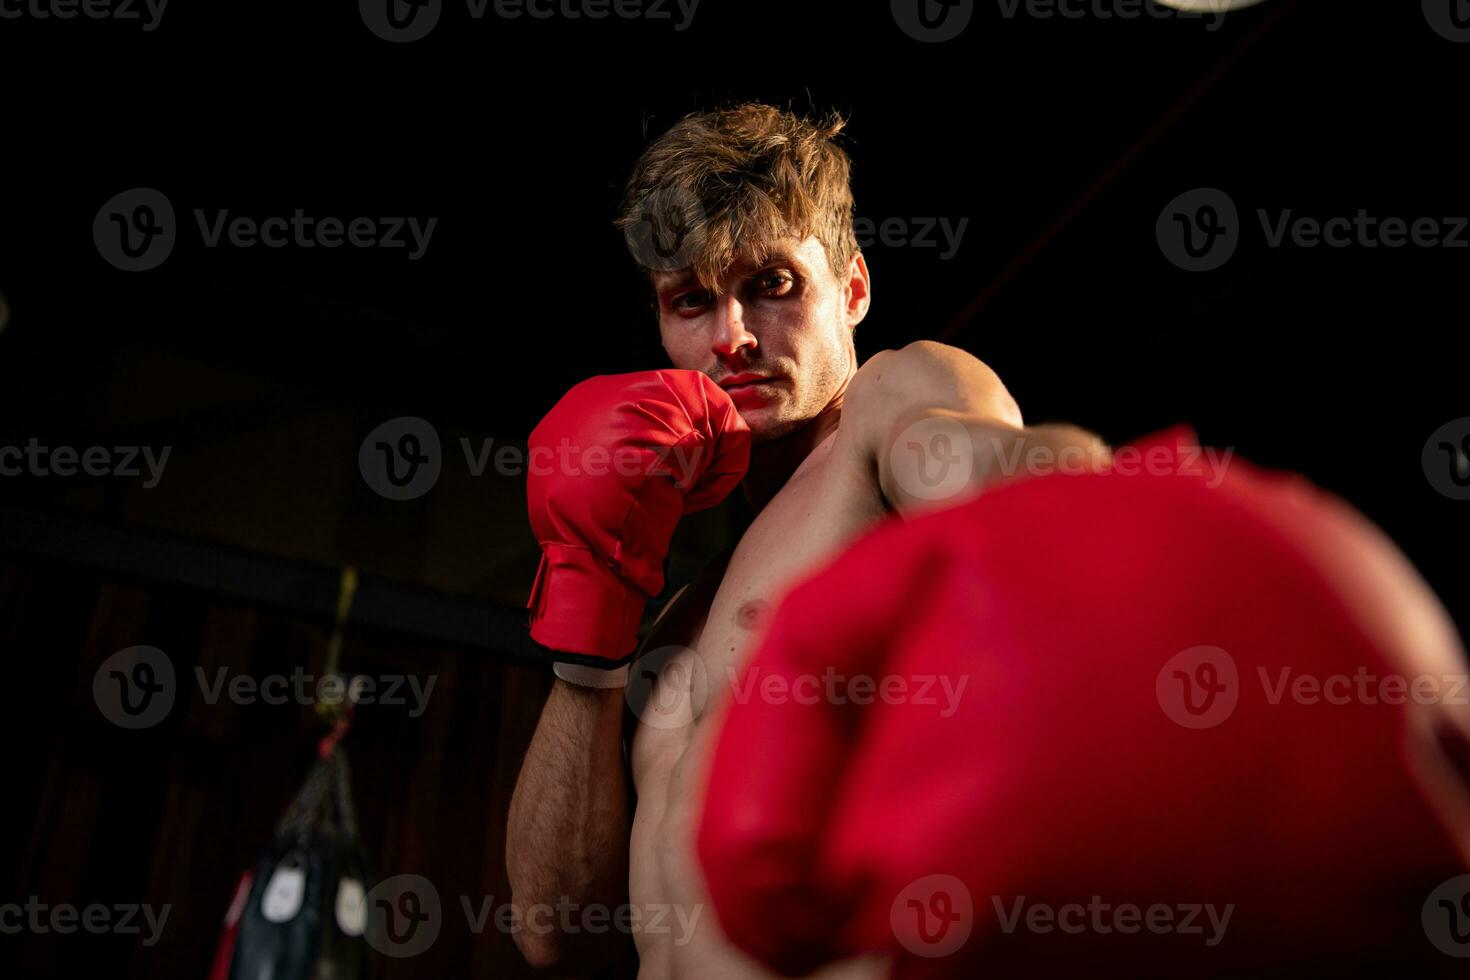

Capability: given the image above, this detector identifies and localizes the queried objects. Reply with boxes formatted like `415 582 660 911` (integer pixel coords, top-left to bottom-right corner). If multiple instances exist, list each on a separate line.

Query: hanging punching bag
223 746 374 980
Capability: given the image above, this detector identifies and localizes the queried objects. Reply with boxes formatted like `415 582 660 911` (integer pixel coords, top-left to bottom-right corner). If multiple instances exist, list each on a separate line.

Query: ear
844 251 871 330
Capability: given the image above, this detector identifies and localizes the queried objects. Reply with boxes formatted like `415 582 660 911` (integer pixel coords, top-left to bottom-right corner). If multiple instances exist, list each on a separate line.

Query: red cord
317 712 353 759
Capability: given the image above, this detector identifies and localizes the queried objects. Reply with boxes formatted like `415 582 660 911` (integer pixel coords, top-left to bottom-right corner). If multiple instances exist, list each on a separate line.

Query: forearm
506 680 632 969
879 407 1111 516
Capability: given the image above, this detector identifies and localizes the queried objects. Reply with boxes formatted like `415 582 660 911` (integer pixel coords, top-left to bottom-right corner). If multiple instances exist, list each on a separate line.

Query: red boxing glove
697 427 1470 977
526 370 750 665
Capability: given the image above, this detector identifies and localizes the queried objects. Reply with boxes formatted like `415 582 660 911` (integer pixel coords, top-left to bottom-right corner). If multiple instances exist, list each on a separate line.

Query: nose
711 295 757 361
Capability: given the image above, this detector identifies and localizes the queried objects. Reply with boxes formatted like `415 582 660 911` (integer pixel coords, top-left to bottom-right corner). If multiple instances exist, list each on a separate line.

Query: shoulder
840 341 1021 462
847 339 946 390
848 341 1016 416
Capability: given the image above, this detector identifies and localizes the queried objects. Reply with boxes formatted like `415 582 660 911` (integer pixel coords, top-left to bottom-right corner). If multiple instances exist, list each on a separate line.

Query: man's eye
755 273 793 294
674 291 710 311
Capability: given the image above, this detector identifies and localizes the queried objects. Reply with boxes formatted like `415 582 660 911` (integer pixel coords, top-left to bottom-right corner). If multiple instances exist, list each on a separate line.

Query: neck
742 386 847 514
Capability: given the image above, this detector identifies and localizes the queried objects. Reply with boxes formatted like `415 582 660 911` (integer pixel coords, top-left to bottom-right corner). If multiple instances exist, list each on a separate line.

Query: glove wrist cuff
527 543 647 660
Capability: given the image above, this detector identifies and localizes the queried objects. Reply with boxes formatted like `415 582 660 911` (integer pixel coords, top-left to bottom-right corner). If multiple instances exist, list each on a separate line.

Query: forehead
651 235 827 291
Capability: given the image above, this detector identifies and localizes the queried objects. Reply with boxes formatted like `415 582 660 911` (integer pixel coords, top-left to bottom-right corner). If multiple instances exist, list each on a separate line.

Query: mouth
720 374 781 391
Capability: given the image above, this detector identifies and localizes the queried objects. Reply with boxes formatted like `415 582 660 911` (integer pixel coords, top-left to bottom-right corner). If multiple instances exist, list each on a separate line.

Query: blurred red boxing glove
697 427 1470 977
526 370 749 675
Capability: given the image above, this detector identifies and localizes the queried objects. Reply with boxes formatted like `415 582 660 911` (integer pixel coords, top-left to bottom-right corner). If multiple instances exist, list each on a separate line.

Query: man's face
653 235 868 443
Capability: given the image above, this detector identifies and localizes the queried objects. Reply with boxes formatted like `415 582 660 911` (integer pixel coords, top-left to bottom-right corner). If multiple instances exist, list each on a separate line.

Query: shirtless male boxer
505 102 1109 979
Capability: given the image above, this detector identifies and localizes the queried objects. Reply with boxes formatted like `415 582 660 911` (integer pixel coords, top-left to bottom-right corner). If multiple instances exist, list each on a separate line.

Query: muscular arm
842 340 1111 515
506 681 633 971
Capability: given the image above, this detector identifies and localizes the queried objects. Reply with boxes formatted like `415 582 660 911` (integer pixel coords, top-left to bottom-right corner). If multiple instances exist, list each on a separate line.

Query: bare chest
630 433 888 774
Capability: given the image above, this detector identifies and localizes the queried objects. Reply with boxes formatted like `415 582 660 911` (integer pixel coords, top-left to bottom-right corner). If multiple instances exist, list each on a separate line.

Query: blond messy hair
615 102 859 293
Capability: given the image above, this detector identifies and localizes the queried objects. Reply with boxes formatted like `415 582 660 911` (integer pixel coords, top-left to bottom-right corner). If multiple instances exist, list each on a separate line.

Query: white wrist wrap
553 661 631 689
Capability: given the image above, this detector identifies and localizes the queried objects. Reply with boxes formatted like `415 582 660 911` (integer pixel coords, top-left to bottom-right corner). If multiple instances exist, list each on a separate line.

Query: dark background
1 0 1467 975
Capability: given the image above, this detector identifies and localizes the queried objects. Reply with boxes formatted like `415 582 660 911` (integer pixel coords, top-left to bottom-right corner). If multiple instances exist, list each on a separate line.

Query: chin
745 411 811 445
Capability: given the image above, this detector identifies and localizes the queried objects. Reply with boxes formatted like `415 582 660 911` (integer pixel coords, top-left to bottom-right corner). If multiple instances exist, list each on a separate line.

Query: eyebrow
654 251 803 293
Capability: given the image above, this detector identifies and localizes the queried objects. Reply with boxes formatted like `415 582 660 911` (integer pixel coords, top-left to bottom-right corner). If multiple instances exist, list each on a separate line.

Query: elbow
509 900 628 974
512 926 565 973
